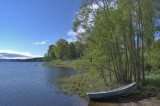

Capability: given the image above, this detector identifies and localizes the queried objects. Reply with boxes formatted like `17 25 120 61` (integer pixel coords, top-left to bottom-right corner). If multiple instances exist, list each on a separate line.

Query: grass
43 59 160 100
55 70 160 100
42 59 82 68
141 71 160 98
43 59 120 98
55 73 119 99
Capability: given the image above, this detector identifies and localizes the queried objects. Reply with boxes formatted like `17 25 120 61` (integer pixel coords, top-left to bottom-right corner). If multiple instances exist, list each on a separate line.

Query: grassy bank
141 71 160 98
56 70 160 100
42 59 82 68
55 73 120 98
43 59 160 100
43 59 116 98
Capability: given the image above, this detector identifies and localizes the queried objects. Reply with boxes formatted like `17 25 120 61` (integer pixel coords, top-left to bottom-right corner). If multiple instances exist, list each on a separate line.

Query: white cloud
33 41 47 45
0 50 42 59
77 26 86 33
67 38 76 43
67 30 77 43
67 30 76 37
91 3 99 9
66 27 86 43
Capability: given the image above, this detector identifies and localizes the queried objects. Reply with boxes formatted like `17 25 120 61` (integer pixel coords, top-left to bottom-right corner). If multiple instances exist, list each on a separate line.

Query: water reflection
0 62 86 106
41 66 76 83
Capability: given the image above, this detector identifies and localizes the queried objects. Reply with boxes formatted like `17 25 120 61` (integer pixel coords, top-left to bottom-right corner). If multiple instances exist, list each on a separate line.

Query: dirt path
88 98 160 106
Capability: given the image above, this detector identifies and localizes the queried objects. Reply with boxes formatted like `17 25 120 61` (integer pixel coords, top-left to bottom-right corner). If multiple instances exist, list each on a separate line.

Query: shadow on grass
144 71 160 84
88 71 160 104
88 92 149 104
141 79 160 98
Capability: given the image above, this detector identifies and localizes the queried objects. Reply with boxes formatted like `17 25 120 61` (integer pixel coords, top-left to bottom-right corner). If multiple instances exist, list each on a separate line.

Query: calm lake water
0 62 87 106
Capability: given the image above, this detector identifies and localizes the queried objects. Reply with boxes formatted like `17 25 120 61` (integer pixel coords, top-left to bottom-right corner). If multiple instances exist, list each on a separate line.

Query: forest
44 0 160 95
43 39 85 61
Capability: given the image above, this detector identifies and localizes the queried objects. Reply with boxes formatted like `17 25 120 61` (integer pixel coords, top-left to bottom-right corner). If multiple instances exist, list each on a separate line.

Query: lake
0 62 87 106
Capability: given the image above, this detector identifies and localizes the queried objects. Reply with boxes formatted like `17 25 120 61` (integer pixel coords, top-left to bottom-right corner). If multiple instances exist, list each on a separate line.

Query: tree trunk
141 23 145 80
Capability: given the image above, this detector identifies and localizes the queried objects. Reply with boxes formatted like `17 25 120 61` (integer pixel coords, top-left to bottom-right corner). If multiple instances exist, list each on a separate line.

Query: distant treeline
43 39 85 61
12 57 43 62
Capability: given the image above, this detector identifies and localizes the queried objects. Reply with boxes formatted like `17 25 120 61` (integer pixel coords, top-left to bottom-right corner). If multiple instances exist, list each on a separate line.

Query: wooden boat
87 82 136 99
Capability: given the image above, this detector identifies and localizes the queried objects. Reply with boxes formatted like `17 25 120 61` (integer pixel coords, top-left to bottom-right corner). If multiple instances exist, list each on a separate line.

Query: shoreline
43 60 160 105
43 62 74 68
89 98 160 106
42 63 74 68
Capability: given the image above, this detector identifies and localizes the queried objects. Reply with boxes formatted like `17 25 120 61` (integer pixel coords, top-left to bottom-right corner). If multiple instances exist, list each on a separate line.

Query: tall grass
43 59 160 99
141 71 160 98
55 73 119 98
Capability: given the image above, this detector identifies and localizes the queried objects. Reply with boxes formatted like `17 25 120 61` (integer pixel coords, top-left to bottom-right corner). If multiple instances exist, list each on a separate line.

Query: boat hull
87 82 136 99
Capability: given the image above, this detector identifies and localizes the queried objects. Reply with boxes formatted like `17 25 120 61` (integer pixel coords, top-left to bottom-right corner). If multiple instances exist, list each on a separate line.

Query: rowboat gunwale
87 82 136 95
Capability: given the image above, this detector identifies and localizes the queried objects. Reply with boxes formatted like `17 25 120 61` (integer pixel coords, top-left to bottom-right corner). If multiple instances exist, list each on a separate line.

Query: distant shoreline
0 57 44 62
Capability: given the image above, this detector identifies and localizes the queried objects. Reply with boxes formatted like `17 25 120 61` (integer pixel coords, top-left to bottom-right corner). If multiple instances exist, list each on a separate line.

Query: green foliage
141 71 160 98
43 45 56 61
68 42 76 59
43 0 160 97
50 0 160 99
150 40 160 70
42 59 83 68
56 73 119 98
54 39 69 59
74 41 85 58
145 63 152 71
44 39 85 61
43 53 50 62
72 0 160 86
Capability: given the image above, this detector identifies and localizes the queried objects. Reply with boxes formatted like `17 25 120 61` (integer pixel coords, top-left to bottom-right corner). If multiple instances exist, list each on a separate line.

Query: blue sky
0 0 159 59
0 0 81 59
